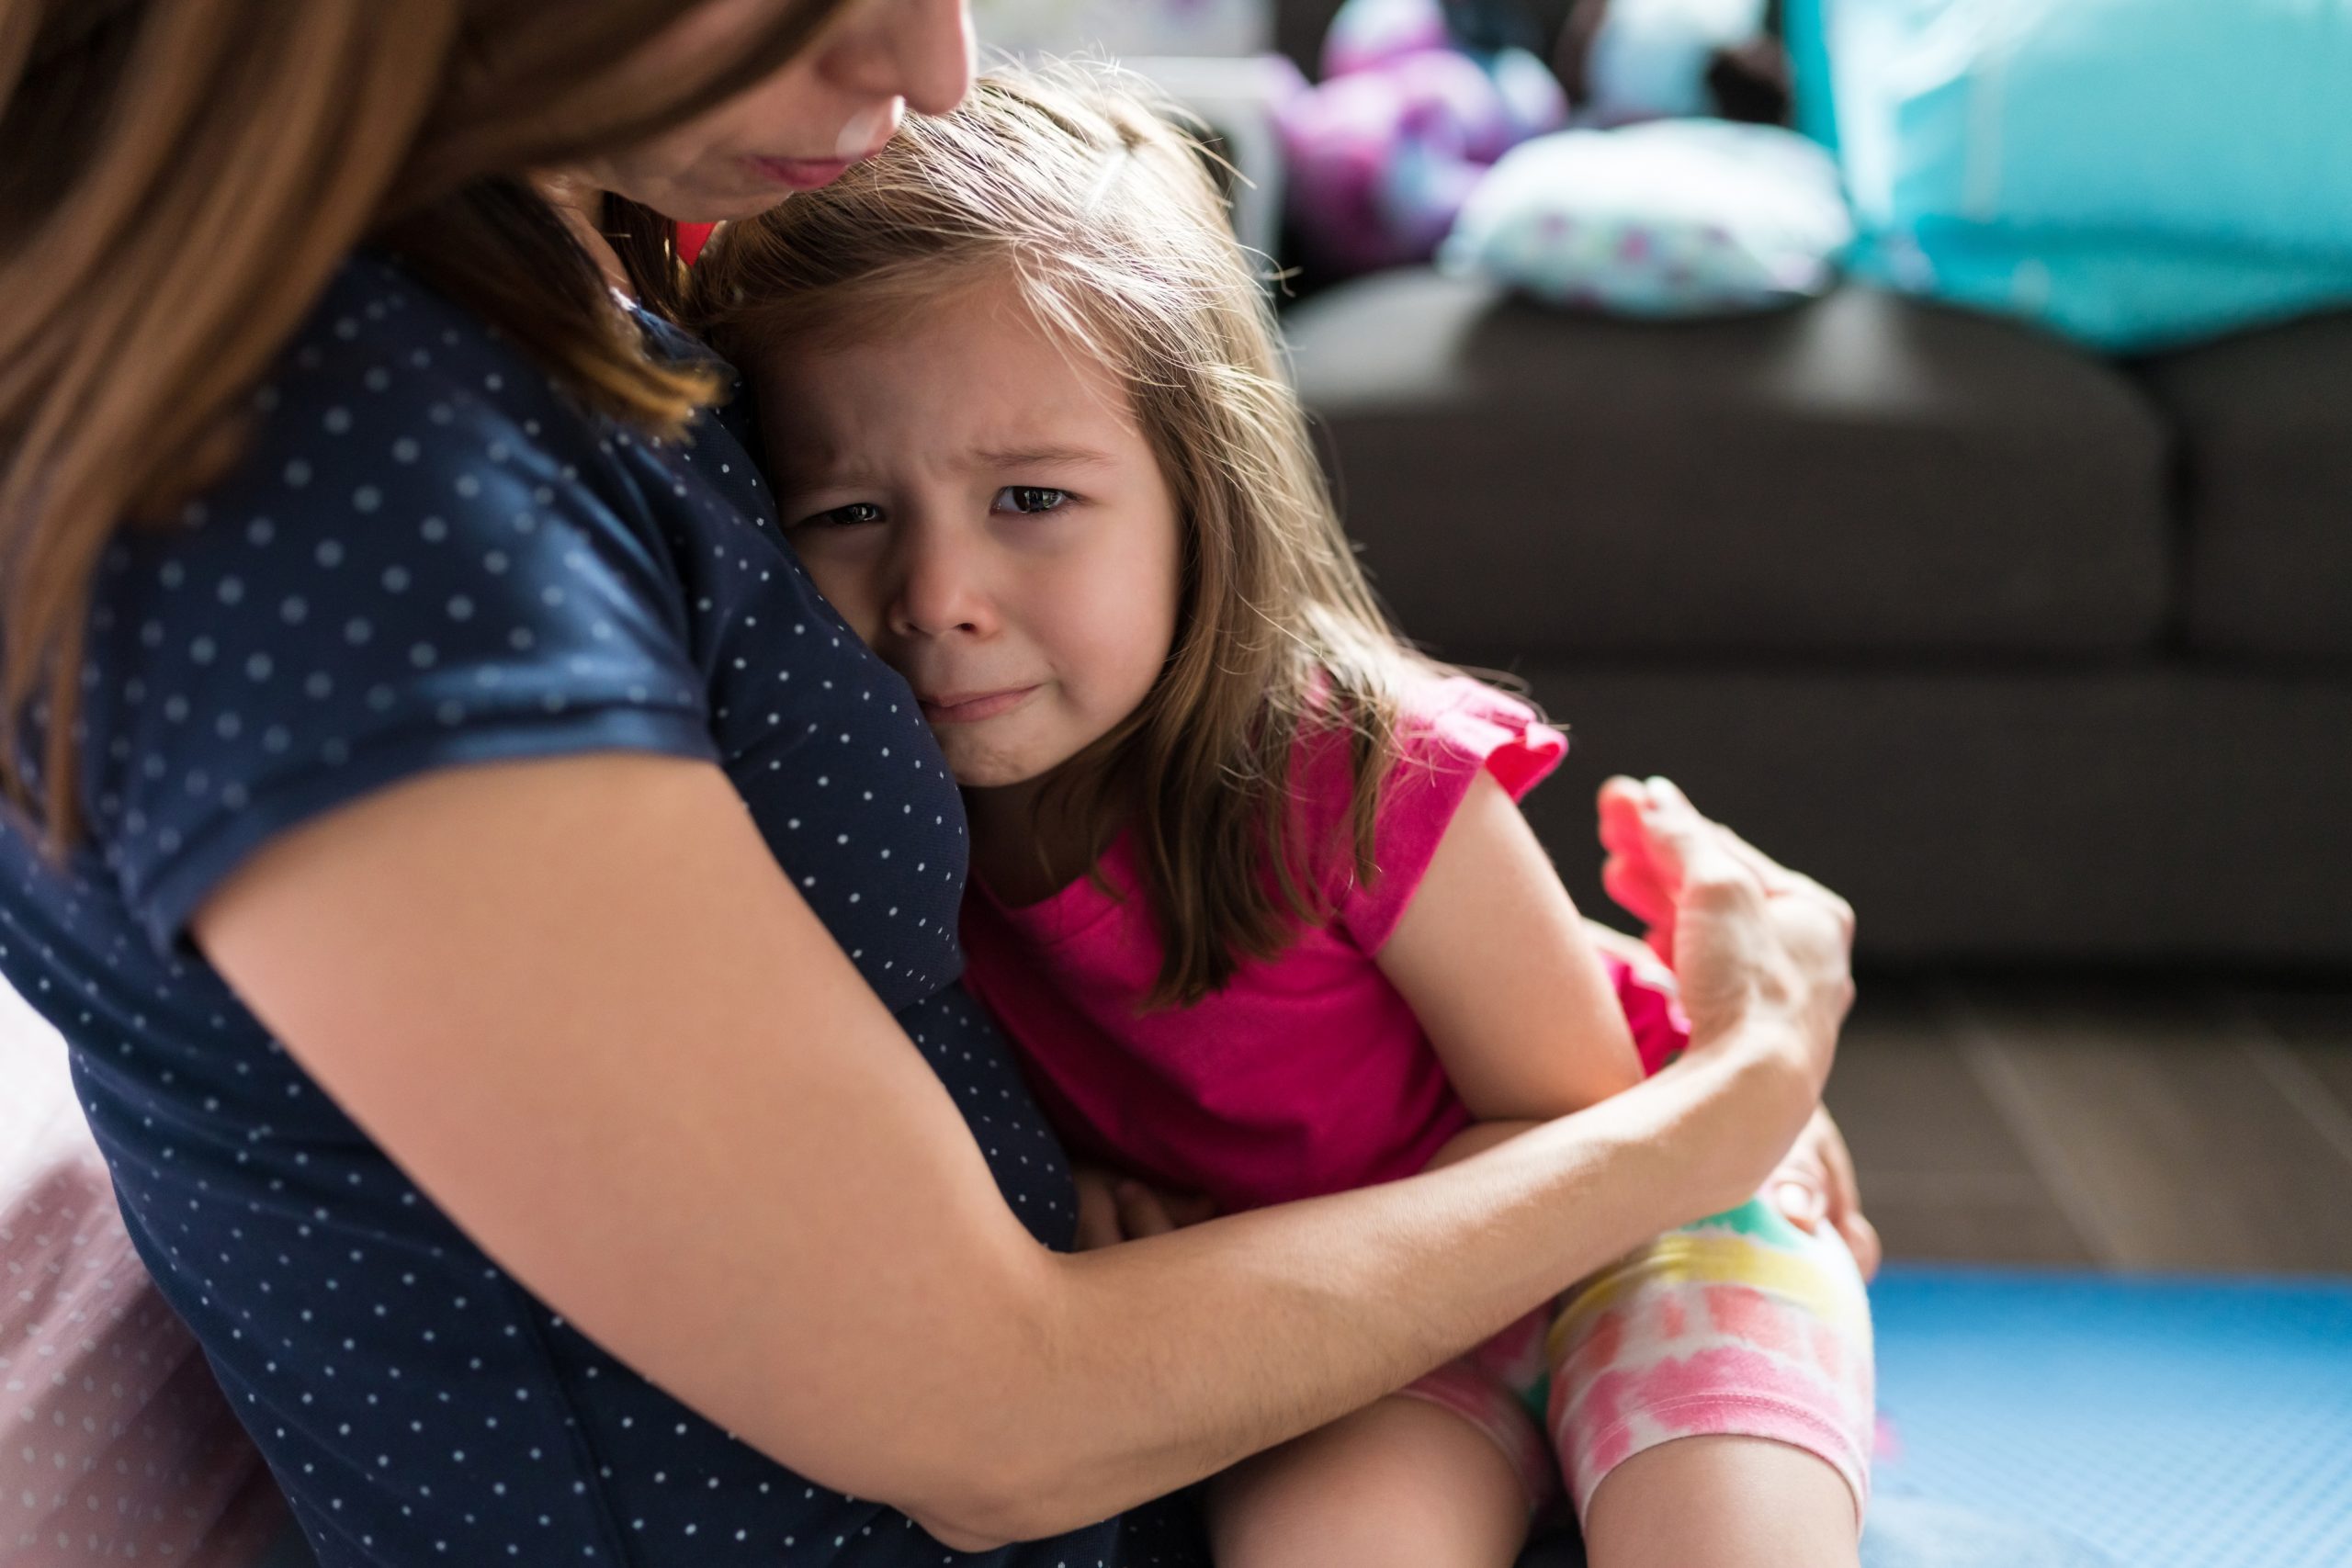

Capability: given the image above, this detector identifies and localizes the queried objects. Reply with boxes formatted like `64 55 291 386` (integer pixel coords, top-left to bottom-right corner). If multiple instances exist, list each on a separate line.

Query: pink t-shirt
960 676 1683 1216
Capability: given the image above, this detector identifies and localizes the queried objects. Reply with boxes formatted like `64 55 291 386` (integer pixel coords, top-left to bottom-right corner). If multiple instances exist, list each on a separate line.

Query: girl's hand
1595 775 1855 1100
1768 1106 1883 1280
1070 1163 1217 1249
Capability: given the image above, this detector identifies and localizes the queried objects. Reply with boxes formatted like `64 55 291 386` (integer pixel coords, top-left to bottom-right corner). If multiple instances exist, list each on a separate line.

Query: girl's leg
1207 1393 1533 1568
1583 1433 1860 1568
1550 1196 1875 1568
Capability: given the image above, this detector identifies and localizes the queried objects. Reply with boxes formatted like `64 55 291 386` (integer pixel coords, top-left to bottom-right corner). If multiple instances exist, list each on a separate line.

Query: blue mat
1871 1266 2352 1568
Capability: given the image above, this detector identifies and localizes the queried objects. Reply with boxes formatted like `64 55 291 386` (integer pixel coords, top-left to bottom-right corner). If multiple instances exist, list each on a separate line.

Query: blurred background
965 2 2352 1562
957 0 2352 1269
4 5 2345 1566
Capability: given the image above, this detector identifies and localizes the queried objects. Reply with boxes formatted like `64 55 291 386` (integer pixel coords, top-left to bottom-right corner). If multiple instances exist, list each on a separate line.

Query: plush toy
1277 0 1568 275
1556 0 1792 128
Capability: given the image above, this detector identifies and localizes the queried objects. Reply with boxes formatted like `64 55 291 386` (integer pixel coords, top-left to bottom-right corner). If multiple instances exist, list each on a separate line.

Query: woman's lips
918 686 1039 725
746 154 857 191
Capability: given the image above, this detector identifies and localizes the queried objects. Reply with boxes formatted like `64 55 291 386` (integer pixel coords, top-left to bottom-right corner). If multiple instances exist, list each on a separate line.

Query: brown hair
0 0 854 850
685 68 1459 1008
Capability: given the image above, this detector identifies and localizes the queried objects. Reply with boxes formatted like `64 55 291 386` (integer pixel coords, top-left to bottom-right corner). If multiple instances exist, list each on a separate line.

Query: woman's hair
0 0 854 849
684 67 1453 1008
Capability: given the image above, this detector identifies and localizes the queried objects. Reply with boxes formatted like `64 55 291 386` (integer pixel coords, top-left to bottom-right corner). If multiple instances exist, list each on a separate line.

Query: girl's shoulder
1388 674 1565 800
1295 671 1564 809
1297 672 1568 953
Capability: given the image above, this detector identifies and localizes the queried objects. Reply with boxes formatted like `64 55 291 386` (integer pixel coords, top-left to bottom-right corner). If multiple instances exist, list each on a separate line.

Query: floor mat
1871 1266 2352 1568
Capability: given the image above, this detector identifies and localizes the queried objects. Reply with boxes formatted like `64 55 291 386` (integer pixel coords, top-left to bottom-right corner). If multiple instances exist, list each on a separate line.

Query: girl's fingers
1114 1179 1180 1239
1841 1212 1883 1282
1071 1168 1124 1250
1770 1111 1882 1277
1163 1192 1219 1230
1815 1111 1862 1218
1811 1112 1878 1280
1773 1177 1827 1231
1768 1110 1835 1233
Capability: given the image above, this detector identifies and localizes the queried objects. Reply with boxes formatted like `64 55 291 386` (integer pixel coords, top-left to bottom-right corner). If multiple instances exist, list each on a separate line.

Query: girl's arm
195 751 1840 1551
1378 770 1649 1154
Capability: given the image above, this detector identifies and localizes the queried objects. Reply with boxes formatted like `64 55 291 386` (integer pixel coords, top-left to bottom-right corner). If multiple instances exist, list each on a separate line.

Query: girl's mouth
918 686 1039 725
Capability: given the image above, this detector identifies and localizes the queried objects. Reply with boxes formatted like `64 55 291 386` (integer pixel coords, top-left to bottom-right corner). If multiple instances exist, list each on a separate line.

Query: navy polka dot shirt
0 253 1206 1567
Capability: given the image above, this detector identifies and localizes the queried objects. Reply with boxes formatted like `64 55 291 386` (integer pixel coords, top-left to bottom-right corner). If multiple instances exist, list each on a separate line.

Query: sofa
1268 0 2352 969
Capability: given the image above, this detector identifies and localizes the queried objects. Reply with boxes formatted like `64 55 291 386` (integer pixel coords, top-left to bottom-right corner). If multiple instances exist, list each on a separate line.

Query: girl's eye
797 501 884 529
995 486 1070 515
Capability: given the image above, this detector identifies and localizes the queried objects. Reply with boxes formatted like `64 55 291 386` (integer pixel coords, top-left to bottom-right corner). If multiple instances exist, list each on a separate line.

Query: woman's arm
195 752 1838 1550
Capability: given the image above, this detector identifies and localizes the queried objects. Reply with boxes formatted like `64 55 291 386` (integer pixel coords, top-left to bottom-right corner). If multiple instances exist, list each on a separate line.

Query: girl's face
762 278 1184 792
571 0 975 222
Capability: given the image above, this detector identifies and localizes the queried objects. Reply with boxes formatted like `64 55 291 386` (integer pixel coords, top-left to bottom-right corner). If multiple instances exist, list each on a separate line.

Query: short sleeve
1334 675 1568 953
77 263 718 956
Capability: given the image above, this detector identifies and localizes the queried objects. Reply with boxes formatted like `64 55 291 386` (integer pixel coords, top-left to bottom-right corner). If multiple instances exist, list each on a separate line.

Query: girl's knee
1583 1435 1862 1568
1209 1396 1533 1568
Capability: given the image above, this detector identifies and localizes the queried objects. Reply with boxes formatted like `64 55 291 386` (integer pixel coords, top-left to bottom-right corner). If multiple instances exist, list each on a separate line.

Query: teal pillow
1781 0 1838 151
1856 225 2352 354
1440 121 1854 317
1821 0 2352 352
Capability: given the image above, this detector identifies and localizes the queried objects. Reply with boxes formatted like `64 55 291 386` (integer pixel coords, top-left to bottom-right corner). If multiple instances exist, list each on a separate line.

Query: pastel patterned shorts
1396 1193 1875 1526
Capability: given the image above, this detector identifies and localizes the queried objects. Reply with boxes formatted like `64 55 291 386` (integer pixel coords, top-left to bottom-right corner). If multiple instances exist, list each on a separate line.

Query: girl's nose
888 525 997 641
820 0 974 119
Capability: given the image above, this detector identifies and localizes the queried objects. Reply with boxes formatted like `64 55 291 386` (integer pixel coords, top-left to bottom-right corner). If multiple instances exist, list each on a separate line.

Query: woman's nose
822 0 974 118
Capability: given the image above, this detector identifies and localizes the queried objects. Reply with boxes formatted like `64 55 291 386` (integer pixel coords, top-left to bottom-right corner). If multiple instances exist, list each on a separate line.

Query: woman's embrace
1 3 1868 1564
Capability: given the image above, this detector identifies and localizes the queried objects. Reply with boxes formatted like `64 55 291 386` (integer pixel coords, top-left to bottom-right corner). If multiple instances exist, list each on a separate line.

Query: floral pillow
1441 118 1853 317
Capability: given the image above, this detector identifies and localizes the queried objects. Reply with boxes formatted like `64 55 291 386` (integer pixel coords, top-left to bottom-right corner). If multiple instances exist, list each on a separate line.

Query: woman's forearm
945 1043 1813 1544
1422 1116 1543 1171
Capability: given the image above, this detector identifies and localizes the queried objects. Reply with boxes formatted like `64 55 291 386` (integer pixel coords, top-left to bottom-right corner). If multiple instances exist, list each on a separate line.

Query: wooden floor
1826 974 2352 1276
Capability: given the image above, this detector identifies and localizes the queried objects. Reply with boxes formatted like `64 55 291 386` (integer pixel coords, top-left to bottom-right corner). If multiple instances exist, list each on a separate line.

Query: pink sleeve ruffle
1335 675 1567 953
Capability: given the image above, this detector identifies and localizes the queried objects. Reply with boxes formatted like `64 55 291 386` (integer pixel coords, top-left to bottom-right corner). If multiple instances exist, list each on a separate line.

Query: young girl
686 69 1872 1566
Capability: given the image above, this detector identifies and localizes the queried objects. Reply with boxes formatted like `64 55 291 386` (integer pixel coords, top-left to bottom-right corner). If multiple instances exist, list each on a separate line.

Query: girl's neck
964 775 1106 908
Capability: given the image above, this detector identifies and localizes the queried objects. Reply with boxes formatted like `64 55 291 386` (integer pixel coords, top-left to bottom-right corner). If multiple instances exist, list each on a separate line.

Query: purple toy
1278 0 1567 274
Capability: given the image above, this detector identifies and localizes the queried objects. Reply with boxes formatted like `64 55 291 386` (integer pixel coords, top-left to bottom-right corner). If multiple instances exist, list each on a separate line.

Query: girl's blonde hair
0 0 854 851
685 68 1453 1007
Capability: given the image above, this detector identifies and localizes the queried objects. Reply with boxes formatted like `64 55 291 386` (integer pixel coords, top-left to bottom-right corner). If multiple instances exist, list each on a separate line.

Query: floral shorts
1395 1193 1875 1526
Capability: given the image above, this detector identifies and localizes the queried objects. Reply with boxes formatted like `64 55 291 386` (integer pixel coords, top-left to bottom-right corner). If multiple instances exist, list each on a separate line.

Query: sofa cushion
2136 310 2352 662
1283 269 2174 658
1505 665 2352 966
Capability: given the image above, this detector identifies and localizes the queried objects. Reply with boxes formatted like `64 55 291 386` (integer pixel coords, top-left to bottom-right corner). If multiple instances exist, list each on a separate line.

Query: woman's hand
1070 1163 1216 1249
1595 775 1855 1101
1768 1106 1883 1280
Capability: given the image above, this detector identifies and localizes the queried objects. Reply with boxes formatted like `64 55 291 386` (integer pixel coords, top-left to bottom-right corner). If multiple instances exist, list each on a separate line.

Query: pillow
1819 0 2352 351
2 986 287 1567
1781 0 1838 150
1439 119 1854 317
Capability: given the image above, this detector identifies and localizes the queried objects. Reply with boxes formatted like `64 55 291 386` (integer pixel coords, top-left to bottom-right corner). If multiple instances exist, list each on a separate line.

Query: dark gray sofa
1272 2 2352 968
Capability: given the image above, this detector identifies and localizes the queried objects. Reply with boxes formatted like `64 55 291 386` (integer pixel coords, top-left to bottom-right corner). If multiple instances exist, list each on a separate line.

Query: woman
0 2 1866 1563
